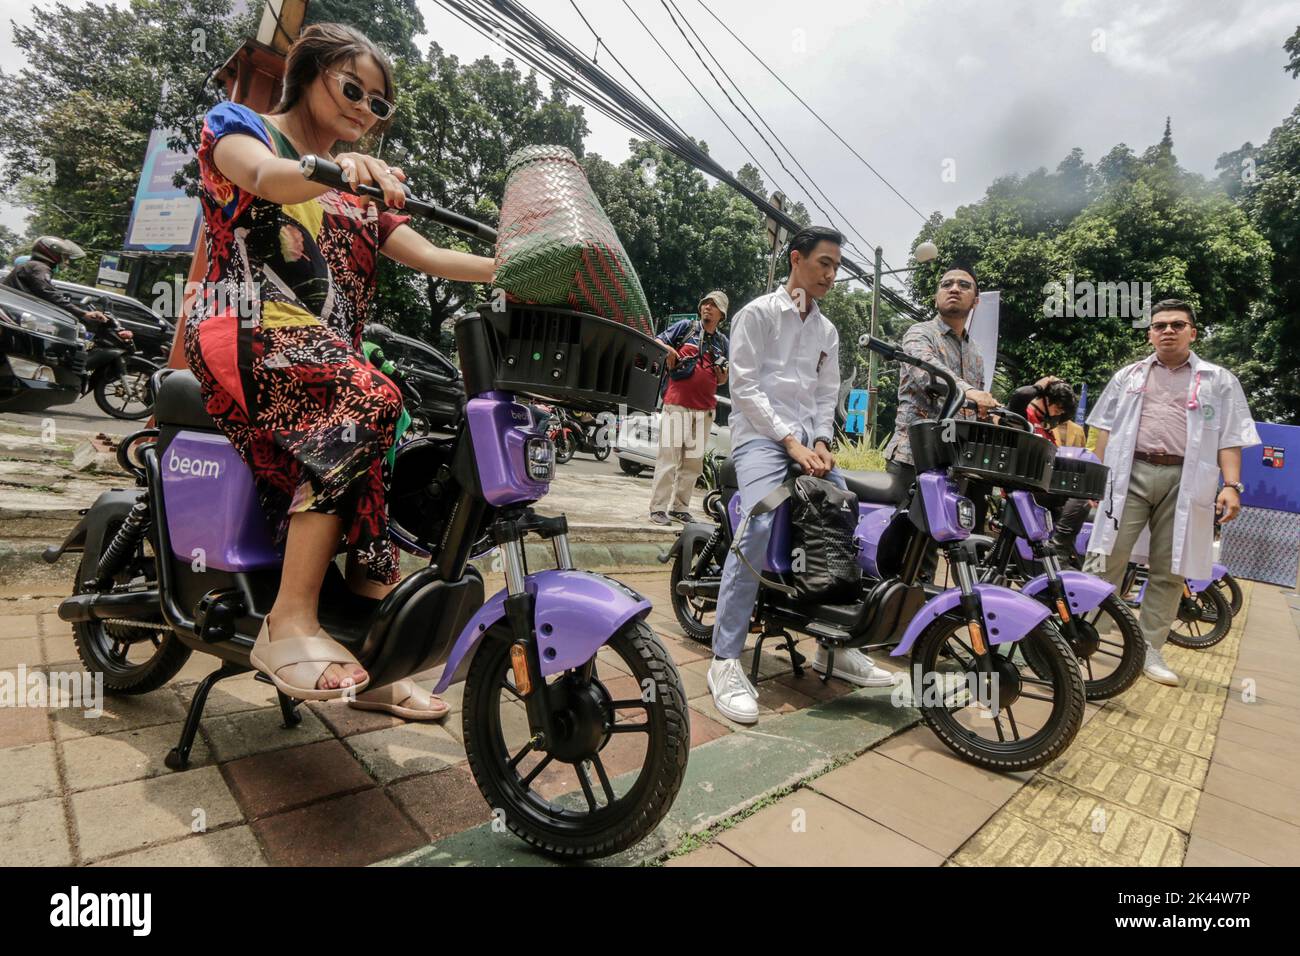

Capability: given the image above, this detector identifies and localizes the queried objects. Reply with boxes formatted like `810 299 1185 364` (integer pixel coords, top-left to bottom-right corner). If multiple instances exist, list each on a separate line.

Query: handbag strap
730 478 799 596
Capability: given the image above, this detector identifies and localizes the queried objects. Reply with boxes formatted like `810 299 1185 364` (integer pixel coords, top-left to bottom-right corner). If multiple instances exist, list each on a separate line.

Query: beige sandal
249 619 370 701
348 679 449 721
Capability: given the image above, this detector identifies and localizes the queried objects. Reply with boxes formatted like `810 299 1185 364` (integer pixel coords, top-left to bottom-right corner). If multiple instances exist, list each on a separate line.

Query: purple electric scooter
45 156 689 859
669 334 1086 772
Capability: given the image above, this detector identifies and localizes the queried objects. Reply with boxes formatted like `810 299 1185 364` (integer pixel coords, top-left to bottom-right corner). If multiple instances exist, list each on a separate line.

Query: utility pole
867 245 883 447
764 192 787 293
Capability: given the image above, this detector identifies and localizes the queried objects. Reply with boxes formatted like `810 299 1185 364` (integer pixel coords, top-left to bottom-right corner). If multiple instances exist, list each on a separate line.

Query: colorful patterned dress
185 102 410 584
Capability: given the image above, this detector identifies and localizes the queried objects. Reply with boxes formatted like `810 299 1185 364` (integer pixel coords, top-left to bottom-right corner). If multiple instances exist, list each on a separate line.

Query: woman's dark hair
273 23 395 132
1149 298 1197 326
1041 380 1078 421
787 225 843 266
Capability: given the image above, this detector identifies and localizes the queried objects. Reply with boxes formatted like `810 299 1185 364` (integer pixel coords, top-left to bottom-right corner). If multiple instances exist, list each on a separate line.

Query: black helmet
31 236 86 266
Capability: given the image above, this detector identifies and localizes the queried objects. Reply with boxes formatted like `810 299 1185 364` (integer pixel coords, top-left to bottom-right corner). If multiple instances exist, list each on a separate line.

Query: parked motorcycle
549 405 611 464
668 333 1086 772
45 156 689 859
970 446 1145 700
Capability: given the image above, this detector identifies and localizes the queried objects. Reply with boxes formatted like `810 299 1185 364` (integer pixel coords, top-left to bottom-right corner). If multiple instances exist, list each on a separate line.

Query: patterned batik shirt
884 316 987 466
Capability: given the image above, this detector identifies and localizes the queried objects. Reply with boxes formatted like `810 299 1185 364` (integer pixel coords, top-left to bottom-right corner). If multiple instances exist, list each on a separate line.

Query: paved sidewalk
669 580 1300 867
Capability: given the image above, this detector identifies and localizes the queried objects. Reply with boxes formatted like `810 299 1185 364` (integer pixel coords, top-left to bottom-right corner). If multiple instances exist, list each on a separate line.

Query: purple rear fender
432 570 652 692
891 584 1051 657
1021 569 1115 615
1186 562 1230 593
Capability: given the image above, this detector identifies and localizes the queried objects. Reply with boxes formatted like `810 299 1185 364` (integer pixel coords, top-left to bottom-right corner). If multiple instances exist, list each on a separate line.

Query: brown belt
1135 450 1184 467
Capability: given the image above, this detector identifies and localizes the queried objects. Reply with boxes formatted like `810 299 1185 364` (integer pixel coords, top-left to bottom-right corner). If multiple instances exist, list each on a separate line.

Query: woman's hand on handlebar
335 152 407 209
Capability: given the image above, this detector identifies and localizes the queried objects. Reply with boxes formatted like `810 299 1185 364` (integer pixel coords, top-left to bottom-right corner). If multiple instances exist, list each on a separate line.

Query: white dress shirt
727 285 840 452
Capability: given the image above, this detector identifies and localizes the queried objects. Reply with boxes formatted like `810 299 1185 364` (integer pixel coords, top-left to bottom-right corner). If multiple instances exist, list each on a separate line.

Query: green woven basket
495 145 654 337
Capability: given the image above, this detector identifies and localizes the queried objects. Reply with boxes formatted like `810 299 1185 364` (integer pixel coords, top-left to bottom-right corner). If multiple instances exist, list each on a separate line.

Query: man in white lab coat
1085 300 1259 685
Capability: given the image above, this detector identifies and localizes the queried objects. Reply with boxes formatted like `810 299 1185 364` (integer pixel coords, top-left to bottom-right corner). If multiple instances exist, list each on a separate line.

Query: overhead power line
429 0 926 319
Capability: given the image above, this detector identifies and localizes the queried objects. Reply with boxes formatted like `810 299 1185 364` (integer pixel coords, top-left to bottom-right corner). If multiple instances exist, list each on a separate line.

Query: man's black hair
1041 380 1078 421
939 262 978 291
787 225 843 267
1149 298 1198 326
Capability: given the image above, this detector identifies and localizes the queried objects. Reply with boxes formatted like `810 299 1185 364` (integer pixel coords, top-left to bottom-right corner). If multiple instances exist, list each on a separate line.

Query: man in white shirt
1085 300 1258 686
708 226 894 725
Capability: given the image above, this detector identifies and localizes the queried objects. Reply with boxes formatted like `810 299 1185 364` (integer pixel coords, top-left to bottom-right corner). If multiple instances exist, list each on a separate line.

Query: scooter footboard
1021 569 1115 615
891 584 1051 657
433 570 652 692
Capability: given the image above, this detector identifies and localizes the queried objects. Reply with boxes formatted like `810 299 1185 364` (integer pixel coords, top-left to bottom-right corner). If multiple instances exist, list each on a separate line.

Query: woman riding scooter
178 23 494 716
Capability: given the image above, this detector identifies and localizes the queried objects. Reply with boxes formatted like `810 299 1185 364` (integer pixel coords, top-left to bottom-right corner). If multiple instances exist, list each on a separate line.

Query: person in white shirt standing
707 226 893 725
1085 299 1259 686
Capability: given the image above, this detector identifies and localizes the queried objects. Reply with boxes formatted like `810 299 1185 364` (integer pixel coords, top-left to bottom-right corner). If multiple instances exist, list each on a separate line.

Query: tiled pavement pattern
4 571 1297 867
0 570 876 867
671 580 1300 867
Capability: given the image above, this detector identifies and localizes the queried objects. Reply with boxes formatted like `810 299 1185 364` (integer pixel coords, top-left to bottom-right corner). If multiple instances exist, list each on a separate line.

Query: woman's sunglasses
328 71 395 120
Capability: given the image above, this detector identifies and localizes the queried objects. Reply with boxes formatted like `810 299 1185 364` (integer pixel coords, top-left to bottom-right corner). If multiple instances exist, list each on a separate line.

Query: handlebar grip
857 333 899 360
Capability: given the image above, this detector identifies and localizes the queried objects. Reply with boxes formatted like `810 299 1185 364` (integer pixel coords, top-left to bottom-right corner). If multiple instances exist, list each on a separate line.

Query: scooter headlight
956 496 976 530
526 436 555 481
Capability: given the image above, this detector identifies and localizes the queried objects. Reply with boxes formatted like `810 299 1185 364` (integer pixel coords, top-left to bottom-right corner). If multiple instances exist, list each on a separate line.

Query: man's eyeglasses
1150 320 1192 333
328 71 395 120
939 278 974 291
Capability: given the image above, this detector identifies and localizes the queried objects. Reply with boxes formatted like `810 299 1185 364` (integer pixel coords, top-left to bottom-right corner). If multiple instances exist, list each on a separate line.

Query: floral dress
184 102 410 584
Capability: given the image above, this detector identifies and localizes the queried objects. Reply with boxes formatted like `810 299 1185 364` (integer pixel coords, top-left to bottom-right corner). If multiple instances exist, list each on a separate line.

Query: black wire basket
909 418 1056 491
1045 453 1109 500
455 304 669 413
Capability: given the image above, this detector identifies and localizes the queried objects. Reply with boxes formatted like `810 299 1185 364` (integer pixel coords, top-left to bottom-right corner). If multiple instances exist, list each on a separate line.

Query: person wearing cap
648 291 730 524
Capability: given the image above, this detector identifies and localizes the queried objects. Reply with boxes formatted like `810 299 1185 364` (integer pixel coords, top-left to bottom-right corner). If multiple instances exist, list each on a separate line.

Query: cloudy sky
3 0 1300 285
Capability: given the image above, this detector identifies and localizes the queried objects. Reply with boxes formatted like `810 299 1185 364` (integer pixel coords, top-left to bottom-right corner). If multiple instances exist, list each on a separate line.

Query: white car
615 395 732 477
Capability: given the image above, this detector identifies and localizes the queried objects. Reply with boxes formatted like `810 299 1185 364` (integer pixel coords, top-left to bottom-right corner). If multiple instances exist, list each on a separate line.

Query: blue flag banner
845 388 869 435
1075 381 1088 424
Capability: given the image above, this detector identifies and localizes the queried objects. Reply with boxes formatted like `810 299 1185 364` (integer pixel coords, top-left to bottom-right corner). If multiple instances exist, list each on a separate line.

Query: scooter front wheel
1167 585 1232 649
911 615 1085 773
1025 594 1144 701
462 618 689 859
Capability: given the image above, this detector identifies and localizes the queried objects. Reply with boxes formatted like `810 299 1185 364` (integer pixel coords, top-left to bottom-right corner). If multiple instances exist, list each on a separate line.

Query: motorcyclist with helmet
3 237 119 334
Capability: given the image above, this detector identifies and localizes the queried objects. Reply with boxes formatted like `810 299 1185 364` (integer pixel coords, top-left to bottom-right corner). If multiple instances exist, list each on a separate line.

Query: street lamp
866 241 938 445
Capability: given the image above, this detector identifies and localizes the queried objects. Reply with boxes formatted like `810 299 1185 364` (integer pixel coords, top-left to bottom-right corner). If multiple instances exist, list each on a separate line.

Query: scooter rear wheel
462 618 689 859
1214 573 1244 616
670 535 720 645
911 615 1085 773
70 517 190 694
1025 594 1144 701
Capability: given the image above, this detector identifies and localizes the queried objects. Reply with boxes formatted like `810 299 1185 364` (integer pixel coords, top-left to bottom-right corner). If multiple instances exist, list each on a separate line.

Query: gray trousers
1083 458 1184 651
711 436 845 660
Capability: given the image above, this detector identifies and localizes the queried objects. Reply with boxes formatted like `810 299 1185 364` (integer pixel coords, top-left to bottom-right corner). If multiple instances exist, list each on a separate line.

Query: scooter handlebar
299 154 498 246
857 332 964 419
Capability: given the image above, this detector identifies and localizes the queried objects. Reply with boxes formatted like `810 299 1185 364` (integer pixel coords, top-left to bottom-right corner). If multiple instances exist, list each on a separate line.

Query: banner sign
124 127 202 253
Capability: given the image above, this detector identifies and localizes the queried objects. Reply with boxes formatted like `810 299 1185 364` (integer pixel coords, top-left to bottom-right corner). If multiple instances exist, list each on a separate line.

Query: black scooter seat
155 369 219 431
842 469 903 505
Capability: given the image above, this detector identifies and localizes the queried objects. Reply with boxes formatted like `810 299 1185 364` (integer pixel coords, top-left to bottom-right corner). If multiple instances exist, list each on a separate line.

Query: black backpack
738 474 862 603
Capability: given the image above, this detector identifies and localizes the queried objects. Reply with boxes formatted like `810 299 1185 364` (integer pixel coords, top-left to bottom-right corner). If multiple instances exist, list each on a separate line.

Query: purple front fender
891 584 1051 657
1021 569 1115 615
432 570 652 692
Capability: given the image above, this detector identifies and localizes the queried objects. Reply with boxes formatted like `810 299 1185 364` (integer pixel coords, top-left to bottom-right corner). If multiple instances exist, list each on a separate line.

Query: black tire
1025 593 1144 701
1215 573 1244 616
554 431 574 465
70 518 190 694
912 615 1085 773
670 534 721 645
93 357 156 420
462 618 689 859
619 458 644 477
1167 584 1232 649
594 440 611 462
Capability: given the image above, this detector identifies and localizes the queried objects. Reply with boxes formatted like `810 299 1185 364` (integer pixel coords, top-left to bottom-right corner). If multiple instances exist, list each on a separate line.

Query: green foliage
834 436 889 473
907 126 1276 422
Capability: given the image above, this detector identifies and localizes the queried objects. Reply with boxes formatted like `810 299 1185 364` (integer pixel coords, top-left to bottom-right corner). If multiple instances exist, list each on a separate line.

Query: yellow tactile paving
954 582 1253 866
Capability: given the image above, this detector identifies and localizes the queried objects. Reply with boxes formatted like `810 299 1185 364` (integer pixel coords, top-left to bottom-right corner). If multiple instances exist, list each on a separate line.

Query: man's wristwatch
1225 481 1245 494
814 436 833 450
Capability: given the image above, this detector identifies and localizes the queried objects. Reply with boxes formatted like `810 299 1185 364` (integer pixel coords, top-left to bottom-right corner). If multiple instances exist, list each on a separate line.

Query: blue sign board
845 388 869 435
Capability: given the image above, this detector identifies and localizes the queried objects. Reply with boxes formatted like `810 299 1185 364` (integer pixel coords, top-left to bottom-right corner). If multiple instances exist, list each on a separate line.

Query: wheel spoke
508 739 535 770
590 753 616 804
520 753 553 791
992 713 1006 742
609 698 649 711
609 722 650 734
1005 707 1022 740
575 761 598 811
1093 648 1124 660
1019 690 1057 702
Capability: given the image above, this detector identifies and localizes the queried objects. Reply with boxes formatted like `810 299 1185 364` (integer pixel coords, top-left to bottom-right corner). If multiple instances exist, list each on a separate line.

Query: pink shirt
1136 357 1192 457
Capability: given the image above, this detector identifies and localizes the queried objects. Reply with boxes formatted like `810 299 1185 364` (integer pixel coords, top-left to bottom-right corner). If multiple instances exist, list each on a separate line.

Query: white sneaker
813 646 898 687
707 658 759 724
1143 646 1180 686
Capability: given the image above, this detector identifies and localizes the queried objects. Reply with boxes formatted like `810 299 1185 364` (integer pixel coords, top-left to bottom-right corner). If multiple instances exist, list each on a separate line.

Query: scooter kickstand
166 661 248 771
784 632 806 677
